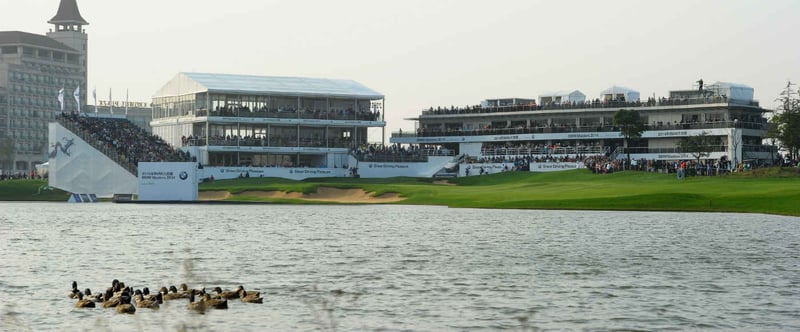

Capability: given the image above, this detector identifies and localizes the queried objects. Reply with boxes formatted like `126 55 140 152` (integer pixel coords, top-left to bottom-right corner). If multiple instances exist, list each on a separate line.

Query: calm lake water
0 202 798 331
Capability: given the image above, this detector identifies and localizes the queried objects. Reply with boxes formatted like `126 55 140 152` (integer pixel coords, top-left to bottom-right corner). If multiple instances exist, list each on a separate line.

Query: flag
93 87 97 114
125 88 129 115
109 88 113 115
57 88 65 111
73 86 80 113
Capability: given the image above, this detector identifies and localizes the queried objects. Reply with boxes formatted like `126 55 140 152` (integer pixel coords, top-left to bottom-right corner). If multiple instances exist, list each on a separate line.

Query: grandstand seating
57 113 190 174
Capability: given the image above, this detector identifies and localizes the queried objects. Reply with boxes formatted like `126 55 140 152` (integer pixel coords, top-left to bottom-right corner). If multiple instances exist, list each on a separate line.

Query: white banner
201 166 347 181
138 162 198 201
73 86 80 113
530 162 582 172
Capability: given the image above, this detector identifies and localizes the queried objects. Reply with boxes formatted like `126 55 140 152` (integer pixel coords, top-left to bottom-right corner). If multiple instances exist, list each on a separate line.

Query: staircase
432 154 466 178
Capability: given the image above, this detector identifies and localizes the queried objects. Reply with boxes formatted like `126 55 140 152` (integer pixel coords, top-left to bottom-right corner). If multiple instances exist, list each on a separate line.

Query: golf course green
2 168 798 216
198 167 800 216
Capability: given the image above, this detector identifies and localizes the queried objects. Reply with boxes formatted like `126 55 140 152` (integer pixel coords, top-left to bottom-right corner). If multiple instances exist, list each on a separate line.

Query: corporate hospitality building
0 0 88 173
151 72 386 170
391 81 774 168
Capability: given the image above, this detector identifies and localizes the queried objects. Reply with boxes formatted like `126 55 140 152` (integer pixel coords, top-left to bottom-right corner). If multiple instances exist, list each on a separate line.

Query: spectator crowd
58 113 190 173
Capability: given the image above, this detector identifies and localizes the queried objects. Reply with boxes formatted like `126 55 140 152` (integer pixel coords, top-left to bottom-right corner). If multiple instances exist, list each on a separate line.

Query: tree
0 136 15 171
771 81 800 160
678 131 713 165
613 109 645 169
772 111 800 160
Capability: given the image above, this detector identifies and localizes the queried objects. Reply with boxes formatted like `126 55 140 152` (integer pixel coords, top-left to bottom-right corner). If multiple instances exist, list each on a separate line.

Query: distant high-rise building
0 0 88 173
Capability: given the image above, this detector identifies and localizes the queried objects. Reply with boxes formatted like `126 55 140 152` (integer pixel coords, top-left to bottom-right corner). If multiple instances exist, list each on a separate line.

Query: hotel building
0 0 88 172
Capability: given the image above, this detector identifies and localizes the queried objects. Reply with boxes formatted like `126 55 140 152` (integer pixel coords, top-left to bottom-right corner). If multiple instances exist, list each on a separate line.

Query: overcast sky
3 0 800 141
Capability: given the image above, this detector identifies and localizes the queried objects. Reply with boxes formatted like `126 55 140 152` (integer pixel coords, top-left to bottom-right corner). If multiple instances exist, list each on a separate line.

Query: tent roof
154 72 384 99
709 81 752 90
600 86 639 95
538 90 585 98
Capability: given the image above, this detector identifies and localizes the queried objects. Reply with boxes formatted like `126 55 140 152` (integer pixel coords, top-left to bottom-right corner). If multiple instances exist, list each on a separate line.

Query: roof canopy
154 72 384 99
49 0 89 25
0 31 76 51
600 85 640 102
538 90 586 104
706 81 754 101
599 86 638 95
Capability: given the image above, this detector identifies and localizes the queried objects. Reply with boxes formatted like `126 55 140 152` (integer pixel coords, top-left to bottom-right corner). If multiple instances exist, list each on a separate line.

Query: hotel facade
0 0 88 173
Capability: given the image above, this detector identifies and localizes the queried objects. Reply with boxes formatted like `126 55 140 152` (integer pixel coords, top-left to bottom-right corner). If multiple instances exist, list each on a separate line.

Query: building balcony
182 137 354 150
396 120 765 139
175 108 381 122
419 96 760 117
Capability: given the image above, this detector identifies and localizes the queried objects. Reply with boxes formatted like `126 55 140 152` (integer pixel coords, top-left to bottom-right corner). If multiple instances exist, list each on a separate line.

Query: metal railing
174 108 381 122
396 121 765 138
480 145 609 157
420 96 759 116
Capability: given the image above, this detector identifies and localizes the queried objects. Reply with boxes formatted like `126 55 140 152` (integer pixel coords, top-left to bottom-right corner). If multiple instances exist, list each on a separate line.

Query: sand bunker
199 191 231 200
432 180 456 186
200 187 404 203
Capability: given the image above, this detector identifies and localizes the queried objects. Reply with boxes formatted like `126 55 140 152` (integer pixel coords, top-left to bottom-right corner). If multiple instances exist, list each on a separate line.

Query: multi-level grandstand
47 73 458 198
46 78 776 198
391 81 775 176
147 72 456 180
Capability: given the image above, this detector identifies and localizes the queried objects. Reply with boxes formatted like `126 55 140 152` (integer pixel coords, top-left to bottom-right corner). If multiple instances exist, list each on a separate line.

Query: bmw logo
179 171 189 180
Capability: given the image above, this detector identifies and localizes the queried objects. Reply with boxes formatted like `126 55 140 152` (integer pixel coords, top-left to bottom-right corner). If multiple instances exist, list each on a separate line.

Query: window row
9 72 83 87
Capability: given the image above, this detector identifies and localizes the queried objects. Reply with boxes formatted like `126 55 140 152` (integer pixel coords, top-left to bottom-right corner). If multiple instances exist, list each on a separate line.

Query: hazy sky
3 0 800 141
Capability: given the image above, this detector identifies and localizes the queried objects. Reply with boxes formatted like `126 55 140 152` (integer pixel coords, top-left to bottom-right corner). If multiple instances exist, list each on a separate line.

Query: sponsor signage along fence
138 162 198 201
530 162 582 172
393 128 733 144
202 167 348 181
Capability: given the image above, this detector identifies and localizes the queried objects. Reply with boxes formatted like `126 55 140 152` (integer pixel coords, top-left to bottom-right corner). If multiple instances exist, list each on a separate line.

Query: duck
236 285 259 298
134 290 161 310
187 289 206 313
75 293 95 308
102 289 120 308
162 285 189 300
239 289 263 304
110 279 121 293
213 286 240 300
201 293 228 309
141 287 158 301
67 281 79 298
84 288 102 303
67 288 81 299
115 291 136 314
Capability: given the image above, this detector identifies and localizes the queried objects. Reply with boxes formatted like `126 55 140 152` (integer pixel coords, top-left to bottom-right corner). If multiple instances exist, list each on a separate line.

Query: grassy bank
200 168 800 216
2 168 797 216
0 179 70 201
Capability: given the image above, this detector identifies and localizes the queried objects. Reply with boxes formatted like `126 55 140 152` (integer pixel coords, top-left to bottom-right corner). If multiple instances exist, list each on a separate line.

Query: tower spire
49 0 89 28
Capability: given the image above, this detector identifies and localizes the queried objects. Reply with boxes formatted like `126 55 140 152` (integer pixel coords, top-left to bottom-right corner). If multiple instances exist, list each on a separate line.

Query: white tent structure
538 90 586 105
705 82 754 102
600 86 640 102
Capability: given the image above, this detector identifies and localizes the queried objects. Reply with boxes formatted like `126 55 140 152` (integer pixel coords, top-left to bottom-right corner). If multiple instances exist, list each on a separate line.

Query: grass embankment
0 179 70 201
200 167 800 216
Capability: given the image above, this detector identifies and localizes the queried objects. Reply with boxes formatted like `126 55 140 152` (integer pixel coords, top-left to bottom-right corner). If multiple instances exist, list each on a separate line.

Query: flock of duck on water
69 279 263 314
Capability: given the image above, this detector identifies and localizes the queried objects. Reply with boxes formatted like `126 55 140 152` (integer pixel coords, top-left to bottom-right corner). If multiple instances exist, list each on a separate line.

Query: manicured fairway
2 168 797 216
199 168 800 216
